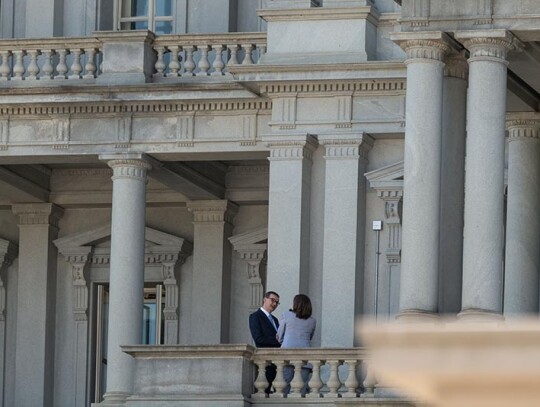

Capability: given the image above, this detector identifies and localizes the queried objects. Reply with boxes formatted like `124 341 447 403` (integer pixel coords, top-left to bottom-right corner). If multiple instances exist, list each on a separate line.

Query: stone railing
0 32 267 84
0 37 102 81
252 347 377 399
151 33 267 78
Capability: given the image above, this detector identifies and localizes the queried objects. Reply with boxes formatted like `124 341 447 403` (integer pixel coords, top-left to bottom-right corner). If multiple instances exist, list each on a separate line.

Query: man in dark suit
249 291 281 393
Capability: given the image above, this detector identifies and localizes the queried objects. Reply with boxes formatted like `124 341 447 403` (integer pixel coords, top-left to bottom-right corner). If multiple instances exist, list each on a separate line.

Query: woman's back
278 310 316 348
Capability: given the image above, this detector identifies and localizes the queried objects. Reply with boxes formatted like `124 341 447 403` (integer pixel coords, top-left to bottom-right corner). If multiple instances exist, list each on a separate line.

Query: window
116 0 174 34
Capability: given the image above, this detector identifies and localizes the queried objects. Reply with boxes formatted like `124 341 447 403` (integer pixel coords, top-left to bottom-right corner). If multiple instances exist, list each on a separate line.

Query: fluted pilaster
264 134 317 308
319 133 373 346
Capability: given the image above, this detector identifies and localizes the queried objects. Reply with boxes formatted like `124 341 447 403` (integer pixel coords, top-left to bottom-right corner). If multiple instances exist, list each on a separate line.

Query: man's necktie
268 314 277 331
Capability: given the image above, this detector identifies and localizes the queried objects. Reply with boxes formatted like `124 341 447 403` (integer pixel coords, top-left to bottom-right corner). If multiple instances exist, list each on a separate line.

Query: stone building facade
0 0 539 406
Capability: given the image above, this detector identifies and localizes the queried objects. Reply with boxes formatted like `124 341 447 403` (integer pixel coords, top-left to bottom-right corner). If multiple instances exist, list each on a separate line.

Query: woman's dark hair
292 294 312 319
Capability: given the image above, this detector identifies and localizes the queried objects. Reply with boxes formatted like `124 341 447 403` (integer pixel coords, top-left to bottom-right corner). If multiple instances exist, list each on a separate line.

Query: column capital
506 113 540 141
99 152 153 181
12 203 64 227
454 30 521 64
390 31 453 63
186 200 239 224
318 133 374 160
263 134 318 161
444 51 468 80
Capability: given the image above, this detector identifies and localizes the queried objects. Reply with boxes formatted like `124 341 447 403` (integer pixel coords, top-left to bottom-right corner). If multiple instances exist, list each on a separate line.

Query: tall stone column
390 32 451 321
0 239 17 407
263 134 317 307
186 200 238 344
438 53 468 314
454 30 517 320
319 133 373 347
504 114 540 314
11 203 64 407
99 154 151 404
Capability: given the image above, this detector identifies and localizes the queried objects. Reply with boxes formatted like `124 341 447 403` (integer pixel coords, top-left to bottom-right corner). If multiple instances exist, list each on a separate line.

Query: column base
395 309 439 323
458 308 504 322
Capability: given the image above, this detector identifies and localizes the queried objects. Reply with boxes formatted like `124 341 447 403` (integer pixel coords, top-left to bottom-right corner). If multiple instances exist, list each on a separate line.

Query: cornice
187 200 239 224
258 6 379 23
319 133 374 160
263 133 318 161
12 203 64 227
0 100 272 118
259 78 406 96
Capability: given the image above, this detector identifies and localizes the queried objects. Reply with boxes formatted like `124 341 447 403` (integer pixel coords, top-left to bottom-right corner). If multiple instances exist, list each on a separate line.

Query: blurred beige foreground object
360 318 540 407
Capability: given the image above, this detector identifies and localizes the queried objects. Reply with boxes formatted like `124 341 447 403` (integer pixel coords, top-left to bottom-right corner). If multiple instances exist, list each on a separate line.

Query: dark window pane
155 21 173 34
156 0 172 17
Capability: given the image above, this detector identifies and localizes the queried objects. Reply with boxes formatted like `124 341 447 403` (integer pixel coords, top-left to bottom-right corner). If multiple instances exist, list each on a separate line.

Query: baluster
288 360 305 398
41 50 54 80
326 359 342 398
0 51 12 80
307 360 323 398
241 43 254 65
211 44 225 76
361 361 376 398
55 49 69 79
167 45 181 77
271 360 287 398
227 44 239 66
257 43 267 64
83 48 97 79
26 50 40 80
11 50 25 80
196 45 210 76
343 359 360 397
153 46 166 78
69 49 83 79
253 360 269 398
182 45 195 76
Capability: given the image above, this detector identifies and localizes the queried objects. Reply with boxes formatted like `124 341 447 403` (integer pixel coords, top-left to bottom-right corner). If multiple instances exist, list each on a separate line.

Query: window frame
114 0 175 34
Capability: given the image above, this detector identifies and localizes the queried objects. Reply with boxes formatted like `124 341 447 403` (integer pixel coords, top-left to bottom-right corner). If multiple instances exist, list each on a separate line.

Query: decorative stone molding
260 80 406 96
229 227 268 310
187 200 239 224
319 133 374 160
0 100 272 117
0 119 8 150
365 162 404 263
0 239 18 321
455 30 519 64
54 223 192 344
390 32 453 63
506 113 540 141
57 246 92 321
444 52 469 80
108 159 152 180
12 203 65 228
263 134 318 161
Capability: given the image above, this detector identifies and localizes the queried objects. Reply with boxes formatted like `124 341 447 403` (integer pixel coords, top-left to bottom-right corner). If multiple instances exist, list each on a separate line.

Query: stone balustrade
0 38 102 81
120 345 383 406
151 33 267 78
252 347 376 399
0 32 267 84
